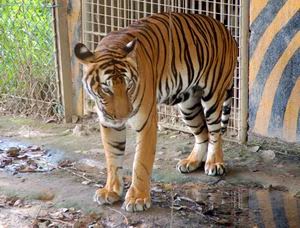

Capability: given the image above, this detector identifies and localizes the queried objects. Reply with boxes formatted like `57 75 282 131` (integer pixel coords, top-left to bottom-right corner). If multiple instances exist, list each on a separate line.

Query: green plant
0 0 56 96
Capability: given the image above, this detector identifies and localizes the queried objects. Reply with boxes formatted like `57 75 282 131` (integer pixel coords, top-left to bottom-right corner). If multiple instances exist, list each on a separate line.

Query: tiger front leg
123 112 157 212
94 125 126 205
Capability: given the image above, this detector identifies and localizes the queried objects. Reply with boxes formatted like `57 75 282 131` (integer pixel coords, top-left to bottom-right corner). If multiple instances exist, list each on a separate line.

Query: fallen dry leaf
36 191 55 201
6 147 21 157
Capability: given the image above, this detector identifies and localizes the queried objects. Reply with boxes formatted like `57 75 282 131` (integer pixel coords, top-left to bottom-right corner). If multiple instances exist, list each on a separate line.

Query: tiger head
74 39 138 127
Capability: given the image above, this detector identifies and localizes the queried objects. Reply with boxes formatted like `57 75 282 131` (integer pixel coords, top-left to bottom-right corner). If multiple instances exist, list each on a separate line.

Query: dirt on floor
0 115 299 228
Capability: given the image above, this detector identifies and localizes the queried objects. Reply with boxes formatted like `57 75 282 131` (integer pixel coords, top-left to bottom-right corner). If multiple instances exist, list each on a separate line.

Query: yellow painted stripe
250 0 269 25
283 193 300 227
283 78 300 142
256 190 276 228
254 32 300 135
249 0 300 91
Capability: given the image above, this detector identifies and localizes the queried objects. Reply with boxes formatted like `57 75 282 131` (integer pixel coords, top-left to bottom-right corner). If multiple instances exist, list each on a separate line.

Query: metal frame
239 0 249 143
81 0 248 143
54 0 73 123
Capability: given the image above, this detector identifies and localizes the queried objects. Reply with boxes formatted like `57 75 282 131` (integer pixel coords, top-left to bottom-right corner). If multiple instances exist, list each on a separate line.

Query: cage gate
81 0 249 143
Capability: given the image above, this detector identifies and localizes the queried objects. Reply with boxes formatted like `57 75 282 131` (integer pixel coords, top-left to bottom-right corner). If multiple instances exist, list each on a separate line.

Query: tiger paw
122 186 151 212
94 188 121 205
176 158 200 173
204 162 226 176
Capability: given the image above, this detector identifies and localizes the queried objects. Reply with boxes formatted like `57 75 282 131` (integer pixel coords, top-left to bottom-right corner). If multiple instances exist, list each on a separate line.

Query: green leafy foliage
0 0 56 95
0 1 62 119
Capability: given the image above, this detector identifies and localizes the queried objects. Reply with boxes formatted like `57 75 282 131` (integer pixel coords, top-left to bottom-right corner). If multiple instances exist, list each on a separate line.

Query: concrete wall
249 0 300 142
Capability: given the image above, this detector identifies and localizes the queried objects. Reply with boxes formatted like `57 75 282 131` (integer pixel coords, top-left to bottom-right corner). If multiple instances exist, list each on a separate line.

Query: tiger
74 12 238 212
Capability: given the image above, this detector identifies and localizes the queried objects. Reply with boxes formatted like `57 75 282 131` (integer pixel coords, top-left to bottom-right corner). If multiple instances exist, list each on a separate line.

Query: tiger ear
124 38 138 59
74 43 95 64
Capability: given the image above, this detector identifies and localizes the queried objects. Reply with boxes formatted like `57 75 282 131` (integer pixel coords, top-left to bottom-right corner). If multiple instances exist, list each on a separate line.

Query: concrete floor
0 116 299 227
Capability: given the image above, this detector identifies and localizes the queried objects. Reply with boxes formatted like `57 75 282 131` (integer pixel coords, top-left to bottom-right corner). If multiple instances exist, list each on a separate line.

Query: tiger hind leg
176 89 208 173
201 89 232 176
221 87 233 134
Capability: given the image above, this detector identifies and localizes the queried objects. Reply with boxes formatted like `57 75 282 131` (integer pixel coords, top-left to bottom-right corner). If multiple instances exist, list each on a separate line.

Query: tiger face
74 39 138 127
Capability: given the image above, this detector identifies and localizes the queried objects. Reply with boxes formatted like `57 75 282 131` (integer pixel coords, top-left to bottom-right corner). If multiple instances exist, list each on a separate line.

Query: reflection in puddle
250 190 300 228
179 184 300 227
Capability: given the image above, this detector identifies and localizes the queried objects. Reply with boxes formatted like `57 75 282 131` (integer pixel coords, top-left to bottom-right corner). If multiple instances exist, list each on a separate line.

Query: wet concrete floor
0 117 299 227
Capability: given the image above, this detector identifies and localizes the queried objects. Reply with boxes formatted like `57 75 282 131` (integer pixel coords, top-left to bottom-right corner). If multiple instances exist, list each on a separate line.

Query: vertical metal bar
240 0 249 143
220 0 224 23
130 0 133 22
199 0 202 14
151 0 153 14
172 0 175 12
235 1 239 136
227 0 237 138
191 0 195 14
91 0 94 49
97 0 100 34
111 0 114 30
104 0 107 34
52 3 62 117
234 1 239 138
158 0 161 13
124 0 126 27
82 0 86 43
213 0 216 19
54 0 73 123
117 0 120 29
82 0 89 114
206 0 209 16
228 0 231 27
137 0 140 18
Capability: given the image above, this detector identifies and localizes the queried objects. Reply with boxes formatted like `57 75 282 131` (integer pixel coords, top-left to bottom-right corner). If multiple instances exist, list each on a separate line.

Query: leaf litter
0 145 54 174
1 194 103 227
150 182 252 226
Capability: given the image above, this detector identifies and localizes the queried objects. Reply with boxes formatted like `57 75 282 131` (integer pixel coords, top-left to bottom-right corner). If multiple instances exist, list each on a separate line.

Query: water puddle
151 183 300 227
249 189 300 228
0 137 63 174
